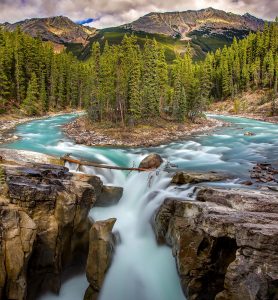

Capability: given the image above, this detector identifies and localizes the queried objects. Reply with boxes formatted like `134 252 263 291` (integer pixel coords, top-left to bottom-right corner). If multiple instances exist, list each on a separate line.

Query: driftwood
60 155 153 172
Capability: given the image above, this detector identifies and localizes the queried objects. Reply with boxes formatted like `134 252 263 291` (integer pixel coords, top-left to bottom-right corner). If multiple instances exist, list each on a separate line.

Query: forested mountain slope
0 8 267 61
0 28 92 115
80 8 266 61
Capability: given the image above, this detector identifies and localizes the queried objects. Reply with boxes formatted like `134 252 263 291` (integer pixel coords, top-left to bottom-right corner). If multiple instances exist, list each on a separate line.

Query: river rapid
2 114 278 300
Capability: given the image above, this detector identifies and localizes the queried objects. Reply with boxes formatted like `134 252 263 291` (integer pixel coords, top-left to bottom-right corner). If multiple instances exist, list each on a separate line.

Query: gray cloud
0 0 276 28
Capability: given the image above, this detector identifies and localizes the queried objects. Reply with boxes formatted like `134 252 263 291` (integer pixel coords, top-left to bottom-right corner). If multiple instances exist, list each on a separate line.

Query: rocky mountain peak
1 15 97 46
122 8 265 40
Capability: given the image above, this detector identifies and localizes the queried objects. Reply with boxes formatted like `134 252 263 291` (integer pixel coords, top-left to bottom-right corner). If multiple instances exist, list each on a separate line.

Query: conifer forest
0 22 278 123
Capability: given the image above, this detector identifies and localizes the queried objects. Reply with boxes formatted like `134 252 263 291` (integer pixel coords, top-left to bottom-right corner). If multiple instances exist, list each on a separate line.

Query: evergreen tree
21 72 39 115
39 72 48 113
128 47 141 121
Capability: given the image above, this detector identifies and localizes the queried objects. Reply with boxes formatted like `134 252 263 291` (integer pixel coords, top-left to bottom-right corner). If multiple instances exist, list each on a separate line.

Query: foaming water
2 113 278 300
87 167 187 300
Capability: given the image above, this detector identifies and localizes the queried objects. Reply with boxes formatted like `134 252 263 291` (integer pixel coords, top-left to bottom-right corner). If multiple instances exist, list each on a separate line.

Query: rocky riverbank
208 90 278 124
63 116 225 148
154 186 278 300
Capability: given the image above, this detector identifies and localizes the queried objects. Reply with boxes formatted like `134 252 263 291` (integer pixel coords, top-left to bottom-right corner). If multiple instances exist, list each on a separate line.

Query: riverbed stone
85 218 116 300
138 153 163 169
95 185 123 207
154 187 278 300
171 171 229 185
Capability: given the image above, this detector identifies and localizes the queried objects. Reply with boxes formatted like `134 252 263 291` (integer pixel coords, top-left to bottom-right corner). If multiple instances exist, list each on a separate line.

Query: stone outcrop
0 204 36 300
171 171 229 185
85 218 116 300
138 154 163 169
154 187 278 300
0 161 103 300
95 186 123 207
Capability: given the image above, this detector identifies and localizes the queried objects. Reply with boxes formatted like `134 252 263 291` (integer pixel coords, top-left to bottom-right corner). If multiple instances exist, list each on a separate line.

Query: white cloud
0 0 276 28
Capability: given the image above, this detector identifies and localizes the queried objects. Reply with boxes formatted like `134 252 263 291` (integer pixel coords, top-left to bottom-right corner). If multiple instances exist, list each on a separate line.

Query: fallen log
60 155 153 172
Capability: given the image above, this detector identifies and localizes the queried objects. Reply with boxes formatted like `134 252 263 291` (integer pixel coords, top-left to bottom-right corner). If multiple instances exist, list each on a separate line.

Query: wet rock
244 131 256 136
239 180 253 186
154 187 278 300
171 171 228 185
0 204 37 300
85 218 116 300
95 186 123 207
268 186 278 192
1 162 103 299
138 154 163 169
250 162 278 184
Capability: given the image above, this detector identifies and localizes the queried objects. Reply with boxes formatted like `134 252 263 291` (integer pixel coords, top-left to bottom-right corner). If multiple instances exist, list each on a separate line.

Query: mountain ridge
1 15 97 47
0 8 267 60
122 8 265 40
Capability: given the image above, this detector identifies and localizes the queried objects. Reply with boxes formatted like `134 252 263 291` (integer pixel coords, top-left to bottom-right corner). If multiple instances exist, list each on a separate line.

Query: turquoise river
1 114 278 300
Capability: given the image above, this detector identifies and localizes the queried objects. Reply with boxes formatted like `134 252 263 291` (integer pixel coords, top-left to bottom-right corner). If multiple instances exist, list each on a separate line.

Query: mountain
1 16 97 54
0 9 266 60
79 8 265 61
122 8 265 40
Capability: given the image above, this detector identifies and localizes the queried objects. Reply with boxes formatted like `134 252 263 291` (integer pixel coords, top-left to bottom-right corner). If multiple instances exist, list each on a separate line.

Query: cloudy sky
0 0 277 28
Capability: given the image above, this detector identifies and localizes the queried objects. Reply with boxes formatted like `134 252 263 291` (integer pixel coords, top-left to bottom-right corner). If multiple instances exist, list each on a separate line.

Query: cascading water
2 113 278 300
85 163 188 300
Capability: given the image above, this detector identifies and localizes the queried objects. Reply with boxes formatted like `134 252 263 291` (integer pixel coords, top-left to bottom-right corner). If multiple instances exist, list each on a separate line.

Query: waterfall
70 162 188 300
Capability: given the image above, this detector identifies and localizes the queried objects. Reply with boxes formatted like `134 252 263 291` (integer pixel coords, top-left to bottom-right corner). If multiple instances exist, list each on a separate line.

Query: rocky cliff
154 187 278 300
0 158 103 300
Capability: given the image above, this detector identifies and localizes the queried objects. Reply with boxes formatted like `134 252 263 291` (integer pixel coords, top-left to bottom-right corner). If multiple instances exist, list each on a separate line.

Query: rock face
0 204 36 300
1 16 97 46
85 219 116 300
171 171 228 185
0 162 103 300
123 8 265 40
139 154 163 169
95 186 123 207
154 187 278 300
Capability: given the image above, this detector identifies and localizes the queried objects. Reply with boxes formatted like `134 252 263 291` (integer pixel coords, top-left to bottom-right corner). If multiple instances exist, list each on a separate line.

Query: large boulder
85 218 116 300
95 186 123 207
171 171 228 185
138 153 163 169
154 187 278 300
1 162 103 300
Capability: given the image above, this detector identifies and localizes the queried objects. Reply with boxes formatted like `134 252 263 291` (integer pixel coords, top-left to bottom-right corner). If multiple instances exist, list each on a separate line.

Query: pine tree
14 27 26 104
21 72 39 115
128 47 141 121
0 49 10 109
142 39 160 117
39 72 48 113
89 42 101 121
